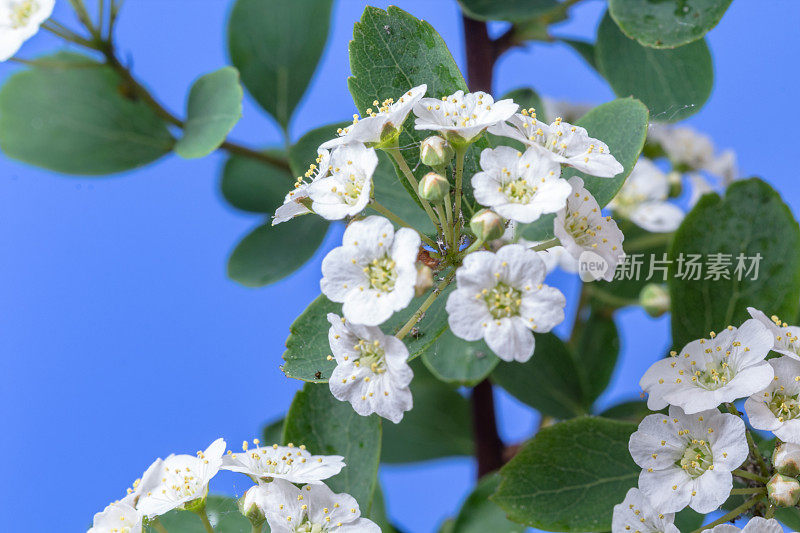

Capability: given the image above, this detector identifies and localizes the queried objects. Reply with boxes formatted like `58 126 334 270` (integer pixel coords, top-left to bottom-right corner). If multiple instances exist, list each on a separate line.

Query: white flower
608 158 684 233
706 517 783 533
773 441 800 476
649 124 715 170
611 488 679 533
221 440 345 484
308 143 378 220
414 90 518 144
327 313 413 423
263 479 380 533
321 85 427 149
629 406 748 514
321 216 420 326
744 355 800 443
553 177 625 281
273 149 331 225
136 438 226 518
88 501 143 533
240 484 270 522
706 149 738 184
120 458 165 508
640 319 774 414
446 244 566 362
687 172 715 207
747 306 800 359
0 0 54 61
471 146 570 223
535 244 579 274
488 113 623 177
542 97 592 123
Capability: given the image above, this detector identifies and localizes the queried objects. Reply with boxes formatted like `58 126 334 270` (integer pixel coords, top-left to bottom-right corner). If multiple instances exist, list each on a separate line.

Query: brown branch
471 379 505 477
462 15 494 92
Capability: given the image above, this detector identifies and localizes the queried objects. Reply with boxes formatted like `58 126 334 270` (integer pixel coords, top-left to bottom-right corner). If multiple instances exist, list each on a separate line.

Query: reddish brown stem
471 379 505 477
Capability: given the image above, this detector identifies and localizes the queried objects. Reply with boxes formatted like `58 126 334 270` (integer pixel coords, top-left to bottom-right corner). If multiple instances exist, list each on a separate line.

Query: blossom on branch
413 90 518 144
327 313 413 423
611 487 679 533
321 216 420 326
744 355 800 443
640 319 774 414
747 306 800 359
445 244 565 362
273 148 331 225
87 501 143 533
471 145 570 224
221 441 345 484
629 406 747 514
308 143 378 220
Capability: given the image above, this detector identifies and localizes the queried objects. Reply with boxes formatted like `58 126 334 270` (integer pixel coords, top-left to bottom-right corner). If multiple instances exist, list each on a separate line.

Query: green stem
733 469 768 484
40 21 95 47
434 205 450 248
690 494 764 533
464 238 485 254
371 200 438 249
396 270 456 340
68 0 100 39
453 145 467 235
730 487 766 495
195 509 215 533
251 525 263 533
384 145 442 233
530 238 559 252
765 503 776 519
443 191 455 247
150 518 170 533
97 0 105 37
623 231 673 252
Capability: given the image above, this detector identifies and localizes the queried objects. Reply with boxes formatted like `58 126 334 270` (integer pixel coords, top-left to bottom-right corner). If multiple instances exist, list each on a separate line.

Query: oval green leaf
595 12 713 123
283 382 381 510
175 67 243 159
457 0 557 22
221 151 292 214
451 473 524 533
227 216 328 287
228 0 333 128
492 417 639 532
669 178 800 348
491 333 588 419
0 52 172 175
422 330 499 386
609 0 732 49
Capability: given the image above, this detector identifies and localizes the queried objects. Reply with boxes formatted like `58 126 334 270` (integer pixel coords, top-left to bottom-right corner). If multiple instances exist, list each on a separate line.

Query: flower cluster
87 437 379 533
614 309 800 532
268 85 630 423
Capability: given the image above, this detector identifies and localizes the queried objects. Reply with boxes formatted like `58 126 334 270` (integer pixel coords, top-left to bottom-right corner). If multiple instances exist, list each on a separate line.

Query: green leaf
776 507 800 530
347 6 485 208
598 399 653 422
261 417 285 446
370 151 436 236
282 283 454 383
492 333 588 419
609 0 732 49
457 0 557 22
451 473 524 533
492 417 638 531
220 151 292 213
669 178 800 348
289 122 347 177
521 98 648 242
0 52 172 175
575 309 620 405
149 496 249 532
227 217 328 287
283 382 381 509
422 330 499 386
674 508 706 532
366 485 399 533
175 67 243 159
381 362 473 463
595 12 713 123
228 0 333 128
562 38 599 72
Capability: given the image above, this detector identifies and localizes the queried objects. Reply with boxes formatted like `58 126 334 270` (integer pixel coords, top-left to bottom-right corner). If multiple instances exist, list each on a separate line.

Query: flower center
484 283 522 319
365 257 397 293
677 438 713 478
502 178 537 204
694 361 734 391
163 468 203 501
10 0 38 29
565 212 599 247
769 392 800 422
356 339 386 374
295 519 326 533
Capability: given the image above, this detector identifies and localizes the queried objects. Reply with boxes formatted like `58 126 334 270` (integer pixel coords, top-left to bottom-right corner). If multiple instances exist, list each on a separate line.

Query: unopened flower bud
418 172 450 202
419 136 454 167
639 283 670 317
774 442 800 477
470 209 505 242
415 264 434 297
238 486 267 527
768 473 800 507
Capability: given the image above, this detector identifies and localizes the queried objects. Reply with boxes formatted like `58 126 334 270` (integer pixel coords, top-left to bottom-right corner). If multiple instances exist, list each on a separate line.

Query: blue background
2 1 799 531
